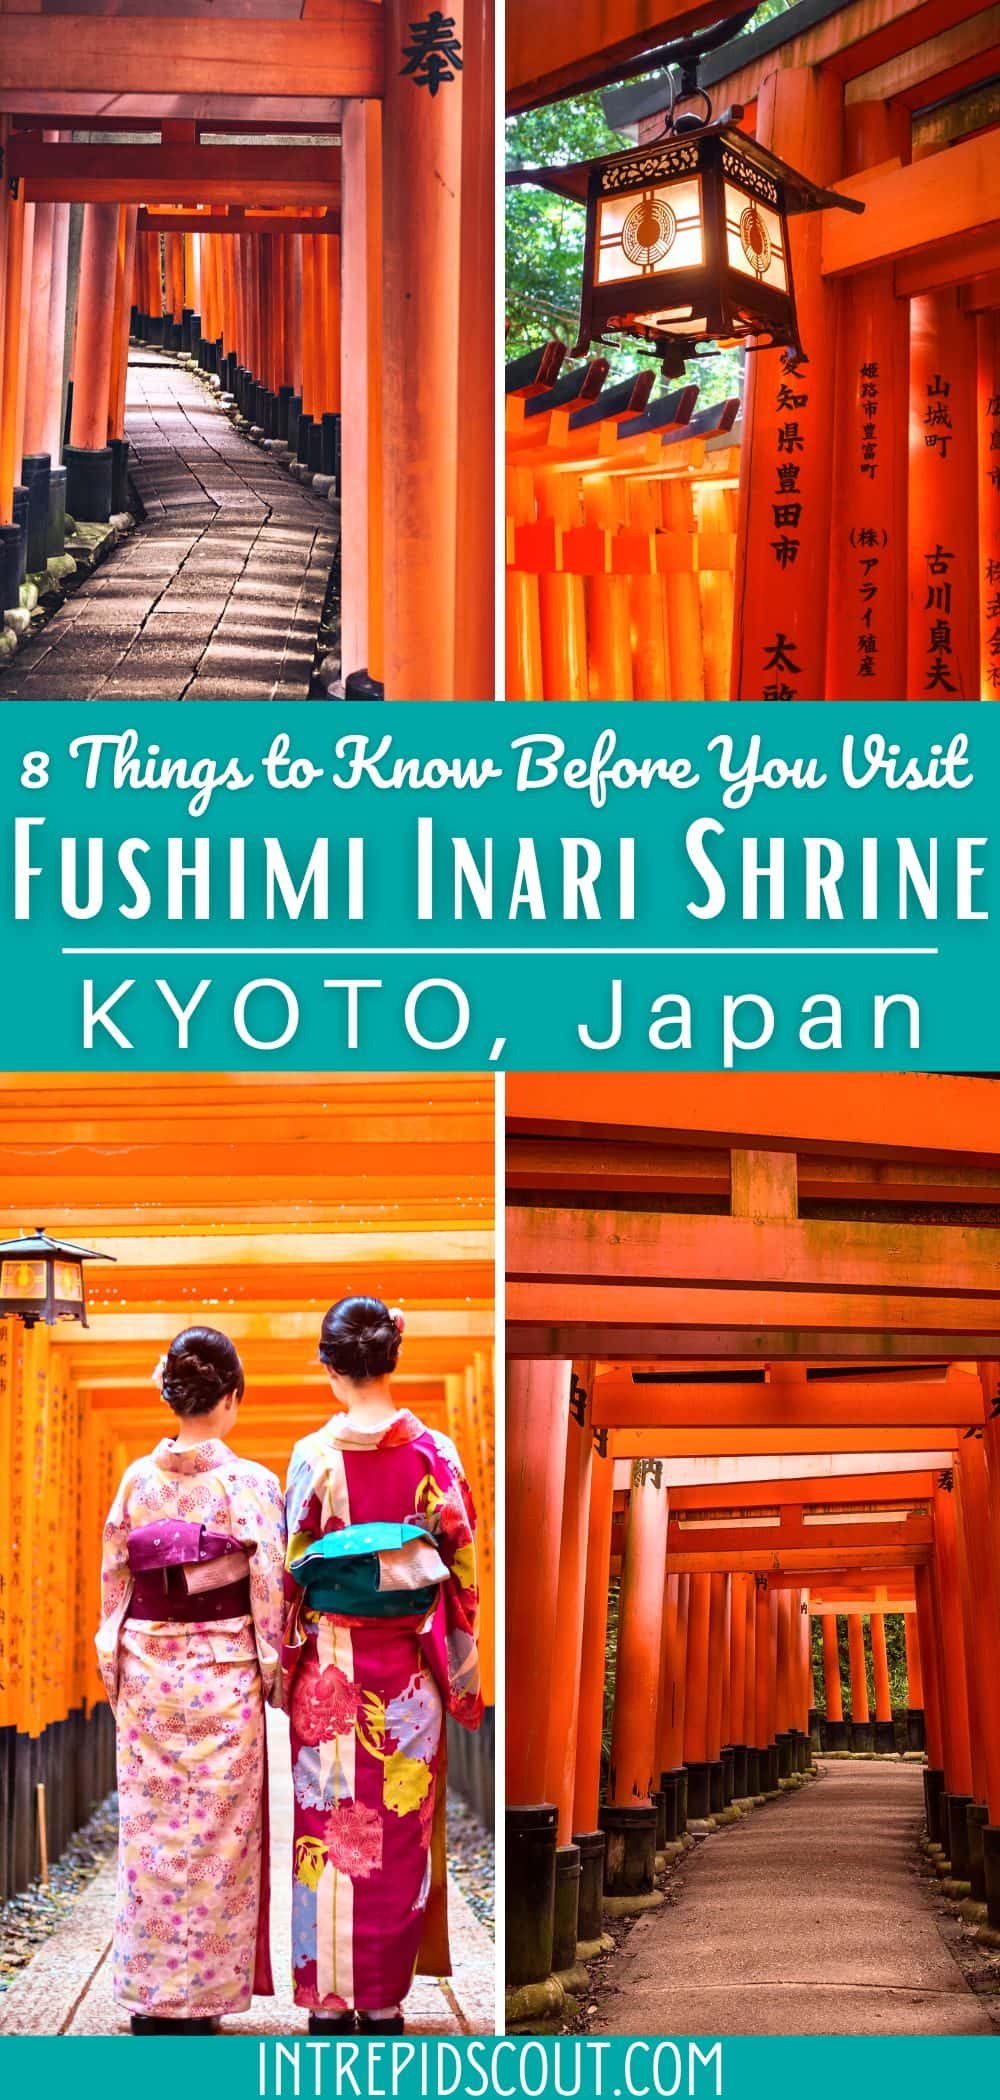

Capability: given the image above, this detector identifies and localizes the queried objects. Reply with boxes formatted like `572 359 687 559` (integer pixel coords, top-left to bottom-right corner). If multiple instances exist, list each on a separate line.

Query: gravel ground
447 1796 495 1938
0 1796 118 1992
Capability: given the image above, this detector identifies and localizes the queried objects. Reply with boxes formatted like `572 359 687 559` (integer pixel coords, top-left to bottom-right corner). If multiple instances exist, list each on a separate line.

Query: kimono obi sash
290 1520 449 1619
126 1519 252 1623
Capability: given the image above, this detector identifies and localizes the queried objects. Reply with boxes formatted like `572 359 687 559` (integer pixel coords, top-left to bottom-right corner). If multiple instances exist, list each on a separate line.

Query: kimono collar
323 1408 424 1450
152 1436 235 1475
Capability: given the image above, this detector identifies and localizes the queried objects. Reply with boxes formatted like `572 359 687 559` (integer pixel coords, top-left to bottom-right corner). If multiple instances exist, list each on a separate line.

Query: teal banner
0 2036 996 2093
0 703 996 1070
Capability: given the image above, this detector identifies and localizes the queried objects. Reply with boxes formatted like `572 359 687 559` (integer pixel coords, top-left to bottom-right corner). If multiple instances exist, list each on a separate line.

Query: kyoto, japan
0 1073 496 2035
0 0 493 701
505 0 1000 700
505 1074 1000 2034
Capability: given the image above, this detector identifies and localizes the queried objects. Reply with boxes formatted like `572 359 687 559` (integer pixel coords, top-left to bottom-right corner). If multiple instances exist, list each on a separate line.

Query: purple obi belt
126 1518 252 1624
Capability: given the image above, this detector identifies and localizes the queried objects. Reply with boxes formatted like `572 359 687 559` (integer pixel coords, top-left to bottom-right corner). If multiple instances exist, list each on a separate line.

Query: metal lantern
0 1227 115 1329
508 21 863 380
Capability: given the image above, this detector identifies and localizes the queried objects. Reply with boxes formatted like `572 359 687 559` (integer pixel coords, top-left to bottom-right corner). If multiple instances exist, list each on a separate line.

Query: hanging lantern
507 34 863 376
0 1227 116 1329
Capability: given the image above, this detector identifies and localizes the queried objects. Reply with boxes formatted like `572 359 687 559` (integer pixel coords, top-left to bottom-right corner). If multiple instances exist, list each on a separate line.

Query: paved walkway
1 354 338 701
0 1711 494 2036
593 1762 993 2036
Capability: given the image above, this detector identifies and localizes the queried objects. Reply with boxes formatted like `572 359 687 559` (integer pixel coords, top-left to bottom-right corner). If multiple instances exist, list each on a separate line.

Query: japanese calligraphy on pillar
920 372 960 694
849 361 886 684
763 361 809 698
400 11 463 94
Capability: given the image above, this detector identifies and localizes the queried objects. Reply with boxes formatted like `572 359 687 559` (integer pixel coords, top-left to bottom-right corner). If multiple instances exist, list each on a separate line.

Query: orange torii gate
505 1072 1000 2028
506 0 1000 698
0 1072 496 1903
0 0 493 698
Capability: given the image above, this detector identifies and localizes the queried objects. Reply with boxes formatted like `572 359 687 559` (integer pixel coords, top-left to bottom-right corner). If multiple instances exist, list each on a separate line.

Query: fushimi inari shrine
506 0 1000 700
0 0 493 699
505 1073 1000 2027
0 1073 495 1903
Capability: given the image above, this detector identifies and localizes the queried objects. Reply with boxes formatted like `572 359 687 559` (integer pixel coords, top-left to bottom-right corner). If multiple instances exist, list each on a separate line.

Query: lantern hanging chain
637 6 758 140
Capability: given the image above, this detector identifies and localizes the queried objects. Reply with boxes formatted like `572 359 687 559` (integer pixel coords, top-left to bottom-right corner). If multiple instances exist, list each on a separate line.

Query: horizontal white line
60 945 941 958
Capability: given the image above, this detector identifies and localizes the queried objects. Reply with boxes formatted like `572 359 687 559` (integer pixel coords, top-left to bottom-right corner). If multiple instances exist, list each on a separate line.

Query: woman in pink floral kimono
97 1327 286 2036
283 1296 482 2036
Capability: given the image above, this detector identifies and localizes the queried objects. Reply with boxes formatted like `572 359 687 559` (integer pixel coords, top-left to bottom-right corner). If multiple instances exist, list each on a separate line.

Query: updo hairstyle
318 1295 403 1382
161 1326 245 1417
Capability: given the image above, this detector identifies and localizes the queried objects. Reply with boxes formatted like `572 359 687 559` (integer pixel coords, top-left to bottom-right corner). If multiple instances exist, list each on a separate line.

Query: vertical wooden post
382 0 464 697
22 202 54 457
729 1571 749 1748
870 1611 892 1725
848 1614 869 1726
656 1571 689 1781
742 1574 757 1751
12 205 35 489
754 1580 773 1758
683 1572 712 1765
731 64 844 699
932 1483 974 1798
904 1611 923 1710
823 1614 843 1722
826 101 909 699
67 202 119 506
976 311 1000 701
609 1462 669 1806
506 1359 571 1807
454 0 494 698
41 203 71 464
907 289 979 697
340 99 384 692
545 1400 591 1847
914 1564 944 1773
954 1441 1000 1820
571 1433 614 1836
0 178 28 523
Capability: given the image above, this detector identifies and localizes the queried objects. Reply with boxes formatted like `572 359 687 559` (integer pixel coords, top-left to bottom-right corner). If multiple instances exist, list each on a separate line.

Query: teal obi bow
289 1521 444 1618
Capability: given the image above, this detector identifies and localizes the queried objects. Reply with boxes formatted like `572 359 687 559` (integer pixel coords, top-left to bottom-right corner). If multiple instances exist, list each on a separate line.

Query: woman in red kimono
97 1327 286 2035
283 1295 482 2036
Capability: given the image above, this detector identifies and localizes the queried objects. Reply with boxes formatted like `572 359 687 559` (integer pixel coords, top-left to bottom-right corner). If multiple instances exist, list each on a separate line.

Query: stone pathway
592 1761 994 2037
0 1711 495 2036
0 354 338 701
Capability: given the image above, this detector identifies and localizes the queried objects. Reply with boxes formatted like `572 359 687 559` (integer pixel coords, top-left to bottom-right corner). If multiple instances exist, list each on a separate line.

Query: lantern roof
506 118 864 220
0 1227 116 1263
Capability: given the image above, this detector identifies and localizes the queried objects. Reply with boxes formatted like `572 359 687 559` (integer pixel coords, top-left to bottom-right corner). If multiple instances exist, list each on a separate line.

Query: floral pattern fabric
97 1439 286 2018
284 1410 482 2014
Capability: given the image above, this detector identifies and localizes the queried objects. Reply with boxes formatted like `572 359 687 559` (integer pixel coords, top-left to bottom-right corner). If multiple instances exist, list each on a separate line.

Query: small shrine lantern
0 1228 115 1329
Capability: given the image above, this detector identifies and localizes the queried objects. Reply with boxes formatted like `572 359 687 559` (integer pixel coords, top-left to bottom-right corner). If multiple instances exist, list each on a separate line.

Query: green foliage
504 0 798 404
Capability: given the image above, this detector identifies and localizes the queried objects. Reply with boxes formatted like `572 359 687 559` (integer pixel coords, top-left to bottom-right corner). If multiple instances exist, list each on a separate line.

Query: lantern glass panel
723 182 788 293
1 1258 46 1299
595 176 704 289
54 1261 83 1302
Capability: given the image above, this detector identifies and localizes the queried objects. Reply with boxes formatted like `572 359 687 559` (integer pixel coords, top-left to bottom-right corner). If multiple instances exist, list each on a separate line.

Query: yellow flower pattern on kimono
383 1747 433 1817
294 1835 329 1891
354 1688 386 1763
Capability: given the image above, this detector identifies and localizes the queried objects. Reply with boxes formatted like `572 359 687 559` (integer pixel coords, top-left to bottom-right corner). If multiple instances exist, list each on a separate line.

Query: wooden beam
0 13 383 101
659 1454 950 1491
507 1133 1000 1205
505 1074 1000 1164
511 1323 988 1359
13 143 341 207
823 130 1000 277
664 1545 929 1573
507 1203 1000 1300
670 1470 935 1509
665 1516 932 1554
137 209 341 235
591 1377 981 1430
895 223 1000 299
611 1426 960 1458
505 0 733 114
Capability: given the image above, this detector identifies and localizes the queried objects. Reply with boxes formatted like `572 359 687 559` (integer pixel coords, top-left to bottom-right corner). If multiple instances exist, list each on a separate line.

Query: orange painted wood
754 1581 772 1749
507 0 739 112
822 1612 843 1722
41 199 70 461
824 128 1000 277
656 1570 688 1780
742 1574 757 1747
977 311 1000 702
954 1441 1000 1817
545 1410 591 1845
609 1462 669 1804
904 1608 923 1709
668 1517 932 1555
914 1561 943 1768
705 1572 728 1761
0 15 384 98
729 1571 749 1751
506 1360 571 1805
381 0 463 698
12 201 34 488
931 1484 974 1796
869 1610 892 1722
907 287 979 698
70 201 118 450
21 198 53 458
731 65 843 700
847 1612 869 1724
506 1073 1000 1163
671 1471 935 1511
595 1376 978 1429
683 1571 712 1766
572 1436 614 1833
667 1546 927 1575
509 1204 1000 1305
454 0 494 700
826 101 909 699
339 98 381 687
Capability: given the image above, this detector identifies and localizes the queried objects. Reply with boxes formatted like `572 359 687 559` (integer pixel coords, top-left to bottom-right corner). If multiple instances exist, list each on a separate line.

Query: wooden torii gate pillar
603 1460 669 1909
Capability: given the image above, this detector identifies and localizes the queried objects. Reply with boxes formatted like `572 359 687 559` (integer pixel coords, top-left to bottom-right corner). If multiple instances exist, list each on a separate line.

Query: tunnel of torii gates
0 1072 495 1905
505 0 1000 701
505 1071 1000 2026
0 0 492 700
